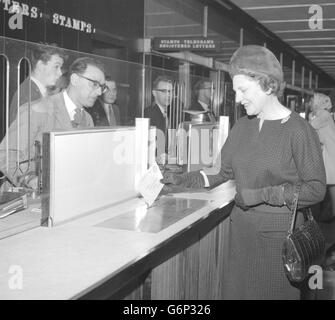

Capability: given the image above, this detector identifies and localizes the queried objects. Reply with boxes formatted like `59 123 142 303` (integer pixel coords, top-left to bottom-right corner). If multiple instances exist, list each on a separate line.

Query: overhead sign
152 37 223 51
1 0 96 33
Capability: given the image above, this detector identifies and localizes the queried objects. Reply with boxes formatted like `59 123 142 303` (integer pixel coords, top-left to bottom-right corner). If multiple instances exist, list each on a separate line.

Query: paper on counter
137 162 164 206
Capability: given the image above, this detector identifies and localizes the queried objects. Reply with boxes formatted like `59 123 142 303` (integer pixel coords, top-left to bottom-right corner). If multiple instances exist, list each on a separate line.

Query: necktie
109 105 116 126
206 111 216 122
72 108 88 128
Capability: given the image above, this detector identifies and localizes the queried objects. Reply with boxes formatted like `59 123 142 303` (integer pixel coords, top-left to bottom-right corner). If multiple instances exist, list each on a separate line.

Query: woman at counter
162 45 326 299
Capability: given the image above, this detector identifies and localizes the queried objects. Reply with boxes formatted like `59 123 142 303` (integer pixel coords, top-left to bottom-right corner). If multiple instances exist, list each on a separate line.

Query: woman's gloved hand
161 172 183 185
235 185 286 208
234 192 249 210
161 171 205 188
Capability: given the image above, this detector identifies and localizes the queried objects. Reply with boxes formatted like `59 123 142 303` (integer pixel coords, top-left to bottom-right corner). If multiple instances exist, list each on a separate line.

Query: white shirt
63 90 81 121
31 76 47 97
156 102 167 117
198 100 209 112
103 103 113 122
200 171 210 187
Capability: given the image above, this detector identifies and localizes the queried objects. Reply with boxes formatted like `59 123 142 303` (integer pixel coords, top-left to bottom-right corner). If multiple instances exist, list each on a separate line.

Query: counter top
0 180 235 300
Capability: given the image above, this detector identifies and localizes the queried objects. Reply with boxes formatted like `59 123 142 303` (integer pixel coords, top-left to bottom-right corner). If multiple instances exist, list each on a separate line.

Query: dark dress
207 112 326 299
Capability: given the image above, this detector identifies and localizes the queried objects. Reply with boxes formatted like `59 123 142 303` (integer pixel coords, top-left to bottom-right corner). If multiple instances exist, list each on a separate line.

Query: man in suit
0 57 106 188
144 75 174 164
9 43 66 125
189 79 216 122
85 76 120 126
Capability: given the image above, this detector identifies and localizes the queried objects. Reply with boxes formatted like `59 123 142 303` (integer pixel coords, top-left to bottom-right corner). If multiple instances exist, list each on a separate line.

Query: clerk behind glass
85 76 121 126
0 57 106 189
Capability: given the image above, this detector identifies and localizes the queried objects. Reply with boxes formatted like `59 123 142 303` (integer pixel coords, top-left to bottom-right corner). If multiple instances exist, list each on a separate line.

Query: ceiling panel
230 0 335 82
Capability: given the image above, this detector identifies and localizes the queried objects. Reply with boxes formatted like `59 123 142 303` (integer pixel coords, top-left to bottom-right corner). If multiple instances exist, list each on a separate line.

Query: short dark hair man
9 43 67 124
144 75 175 164
85 76 121 126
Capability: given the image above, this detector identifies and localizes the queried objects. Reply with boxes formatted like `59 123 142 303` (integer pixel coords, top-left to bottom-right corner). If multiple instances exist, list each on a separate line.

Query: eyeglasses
200 87 215 90
154 89 173 94
76 73 108 93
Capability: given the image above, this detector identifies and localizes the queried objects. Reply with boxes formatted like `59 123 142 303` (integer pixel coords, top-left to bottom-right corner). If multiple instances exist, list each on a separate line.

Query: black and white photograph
0 0 335 305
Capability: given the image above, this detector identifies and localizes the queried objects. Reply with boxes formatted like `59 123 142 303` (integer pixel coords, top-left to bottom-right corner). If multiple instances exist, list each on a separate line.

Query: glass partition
0 37 145 200
0 36 230 234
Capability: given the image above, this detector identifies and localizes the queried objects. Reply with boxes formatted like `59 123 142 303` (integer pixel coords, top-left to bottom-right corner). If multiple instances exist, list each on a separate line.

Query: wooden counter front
0 181 235 300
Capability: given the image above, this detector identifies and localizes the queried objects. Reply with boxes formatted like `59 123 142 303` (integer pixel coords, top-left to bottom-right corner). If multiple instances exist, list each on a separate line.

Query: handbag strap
288 183 301 234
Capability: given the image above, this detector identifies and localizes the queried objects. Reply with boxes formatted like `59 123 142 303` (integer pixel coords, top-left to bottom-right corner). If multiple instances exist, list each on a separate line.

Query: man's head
152 76 174 109
68 57 106 108
31 43 66 87
193 79 214 105
101 76 117 104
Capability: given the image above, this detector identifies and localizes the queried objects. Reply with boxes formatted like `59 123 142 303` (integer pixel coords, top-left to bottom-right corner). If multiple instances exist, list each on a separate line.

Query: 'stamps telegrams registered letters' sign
152 37 223 51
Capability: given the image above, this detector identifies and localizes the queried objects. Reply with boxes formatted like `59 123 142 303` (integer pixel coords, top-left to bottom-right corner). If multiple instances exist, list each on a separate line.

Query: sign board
1 0 95 34
152 37 223 51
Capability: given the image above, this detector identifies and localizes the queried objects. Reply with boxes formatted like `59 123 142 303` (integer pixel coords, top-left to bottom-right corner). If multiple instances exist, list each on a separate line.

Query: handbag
282 184 326 282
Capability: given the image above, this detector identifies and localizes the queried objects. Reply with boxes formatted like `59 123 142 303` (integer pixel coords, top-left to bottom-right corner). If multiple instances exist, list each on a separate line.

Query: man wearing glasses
144 75 174 164
0 57 106 188
85 76 120 126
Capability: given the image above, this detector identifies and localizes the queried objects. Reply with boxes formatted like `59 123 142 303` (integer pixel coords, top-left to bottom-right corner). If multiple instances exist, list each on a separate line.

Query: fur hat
229 45 284 84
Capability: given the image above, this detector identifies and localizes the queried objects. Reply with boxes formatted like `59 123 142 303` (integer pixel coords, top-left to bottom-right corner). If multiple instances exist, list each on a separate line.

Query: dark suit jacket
144 103 166 134
9 78 43 125
85 99 120 127
0 91 94 183
144 103 169 156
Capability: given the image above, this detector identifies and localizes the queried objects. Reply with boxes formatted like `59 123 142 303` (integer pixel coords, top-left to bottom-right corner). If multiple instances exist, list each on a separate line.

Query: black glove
161 171 205 188
161 172 183 185
235 185 286 208
234 192 249 210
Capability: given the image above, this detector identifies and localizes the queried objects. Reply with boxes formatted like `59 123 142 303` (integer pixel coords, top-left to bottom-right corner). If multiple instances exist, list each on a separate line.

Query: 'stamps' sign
2 0 95 33
152 37 223 51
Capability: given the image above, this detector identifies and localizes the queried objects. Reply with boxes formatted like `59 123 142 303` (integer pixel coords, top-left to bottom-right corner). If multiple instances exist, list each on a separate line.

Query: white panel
48 129 139 226
187 123 220 172
134 118 150 189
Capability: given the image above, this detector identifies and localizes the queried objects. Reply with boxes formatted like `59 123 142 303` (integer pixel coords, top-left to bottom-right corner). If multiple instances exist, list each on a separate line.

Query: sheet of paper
137 162 164 206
